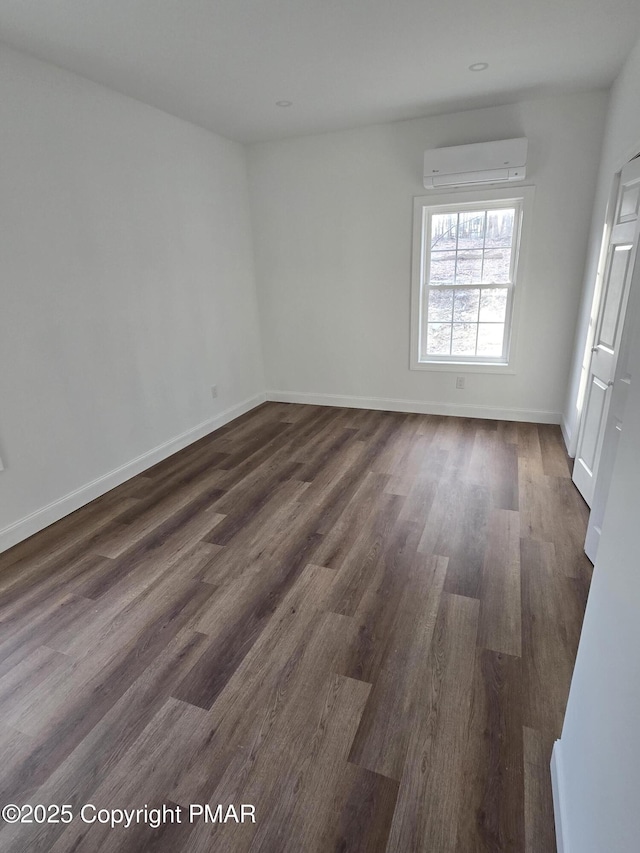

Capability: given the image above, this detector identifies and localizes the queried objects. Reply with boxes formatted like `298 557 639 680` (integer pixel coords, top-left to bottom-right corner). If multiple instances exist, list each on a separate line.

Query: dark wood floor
0 402 592 852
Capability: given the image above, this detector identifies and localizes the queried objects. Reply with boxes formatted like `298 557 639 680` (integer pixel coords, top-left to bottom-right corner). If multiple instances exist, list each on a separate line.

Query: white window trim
410 185 535 374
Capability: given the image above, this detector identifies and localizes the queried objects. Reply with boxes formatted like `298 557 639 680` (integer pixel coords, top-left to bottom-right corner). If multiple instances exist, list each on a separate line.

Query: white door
584 239 640 561
573 157 640 507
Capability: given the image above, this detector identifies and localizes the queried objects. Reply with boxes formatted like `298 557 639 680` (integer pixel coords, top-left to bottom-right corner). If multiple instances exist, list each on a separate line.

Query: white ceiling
0 0 638 143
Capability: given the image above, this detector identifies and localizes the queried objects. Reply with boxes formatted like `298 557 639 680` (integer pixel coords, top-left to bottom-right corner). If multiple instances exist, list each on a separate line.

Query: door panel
577 378 609 475
620 183 640 221
599 247 631 349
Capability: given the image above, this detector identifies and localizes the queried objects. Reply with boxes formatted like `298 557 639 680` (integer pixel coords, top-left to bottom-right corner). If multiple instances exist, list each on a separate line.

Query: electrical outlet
211 385 218 399
455 376 465 390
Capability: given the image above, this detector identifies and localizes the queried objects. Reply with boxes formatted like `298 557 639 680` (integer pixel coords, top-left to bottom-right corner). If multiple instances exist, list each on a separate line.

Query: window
410 187 533 371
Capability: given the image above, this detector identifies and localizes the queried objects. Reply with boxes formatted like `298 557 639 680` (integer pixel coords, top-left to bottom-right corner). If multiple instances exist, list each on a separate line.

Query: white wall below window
0 45 265 551
248 91 607 422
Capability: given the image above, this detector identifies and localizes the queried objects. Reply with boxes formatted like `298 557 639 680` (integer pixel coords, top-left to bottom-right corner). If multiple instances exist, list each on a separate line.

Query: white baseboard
267 390 561 425
583 521 600 565
0 392 266 555
551 740 570 853
561 416 575 457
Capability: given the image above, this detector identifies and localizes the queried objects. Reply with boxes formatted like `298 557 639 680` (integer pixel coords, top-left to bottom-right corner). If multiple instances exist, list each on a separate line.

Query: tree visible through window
418 199 524 363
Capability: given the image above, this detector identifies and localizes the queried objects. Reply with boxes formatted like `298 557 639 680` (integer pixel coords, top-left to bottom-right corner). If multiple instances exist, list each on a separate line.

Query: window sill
410 360 516 375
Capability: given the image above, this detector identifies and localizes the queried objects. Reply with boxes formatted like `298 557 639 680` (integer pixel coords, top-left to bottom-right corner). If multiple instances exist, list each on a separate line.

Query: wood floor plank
212 404 335 494
0 552 113 631
0 496 140 596
172 548 332 709
0 646 75 734
196 479 310 587
433 416 478 479
322 492 405 617
397 445 447 524
113 448 229 524
519 459 591 580
468 428 520 511
384 432 434 496
93 480 226 559
205 461 305 546
224 673 372 853
270 676 376 853
0 581 216 803
310 471 391 569
168 609 360 811
315 764 399 853
496 419 519 445
523 726 558 853
516 423 544 466
0 592 97 681
338 517 428 685
456 649 525 852
45 512 226 659
520 538 586 737
477 509 522 656
0 404 590 852
305 415 401 533
419 479 491 599
385 593 480 853
46 698 209 853
348 554 447 780
372 413 421 478
0 631 210 853
299 438 367 508
297 425 359 482
538 424 572 478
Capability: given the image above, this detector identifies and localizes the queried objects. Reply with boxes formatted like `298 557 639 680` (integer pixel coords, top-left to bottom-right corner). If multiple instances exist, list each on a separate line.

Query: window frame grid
421 282 513 361
416 195 526 367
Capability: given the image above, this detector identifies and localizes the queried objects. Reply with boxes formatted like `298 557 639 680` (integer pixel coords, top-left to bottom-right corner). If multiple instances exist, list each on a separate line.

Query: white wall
248 91 608 422
0 44 264 551
555 36 640 853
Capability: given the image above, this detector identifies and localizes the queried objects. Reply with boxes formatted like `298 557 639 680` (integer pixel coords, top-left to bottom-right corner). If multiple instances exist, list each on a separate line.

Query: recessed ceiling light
469 62 489 72
276 100 293 107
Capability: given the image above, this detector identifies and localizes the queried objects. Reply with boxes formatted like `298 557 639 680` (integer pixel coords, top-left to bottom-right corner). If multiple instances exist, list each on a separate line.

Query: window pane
479 289 508 322
477 323 505 357
482 248 512 283
452 323 477 355
426 323 452 355
485 209 515 247
453 288 480 322
428 288 454 322
457 210 486 249
429 251 456 285
455 251 482 284
431 213 457 250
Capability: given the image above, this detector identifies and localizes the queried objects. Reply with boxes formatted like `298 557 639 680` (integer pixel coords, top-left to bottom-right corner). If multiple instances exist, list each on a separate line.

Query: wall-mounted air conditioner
423 138 528 189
